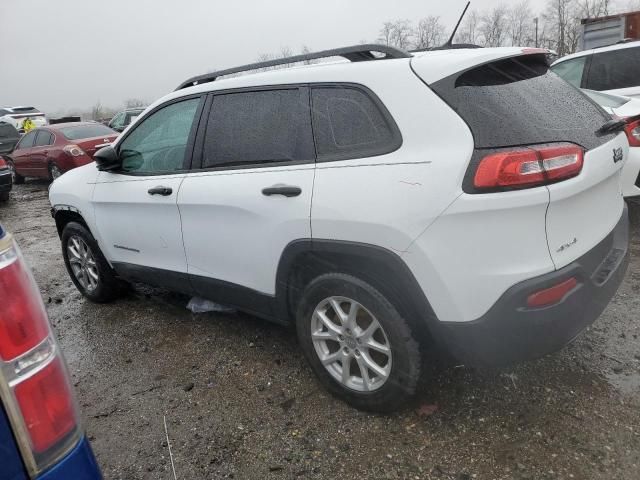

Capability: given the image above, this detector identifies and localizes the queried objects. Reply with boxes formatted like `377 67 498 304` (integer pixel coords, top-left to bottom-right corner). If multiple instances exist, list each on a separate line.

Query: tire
7 160 24 185
296 273 421 412
48 162 62 182
61 222 122 303
0 191 8 202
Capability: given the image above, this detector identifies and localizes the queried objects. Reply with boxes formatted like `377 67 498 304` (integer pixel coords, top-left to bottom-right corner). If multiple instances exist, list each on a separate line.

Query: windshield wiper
596 118 627 136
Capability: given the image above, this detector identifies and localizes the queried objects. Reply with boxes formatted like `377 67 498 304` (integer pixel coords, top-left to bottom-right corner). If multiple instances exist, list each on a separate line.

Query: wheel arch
275 239 438 338
52 206 91 238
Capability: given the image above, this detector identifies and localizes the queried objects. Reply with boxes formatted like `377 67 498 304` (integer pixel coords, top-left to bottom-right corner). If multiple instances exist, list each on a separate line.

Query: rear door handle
148 186 173 196
261 185 302 197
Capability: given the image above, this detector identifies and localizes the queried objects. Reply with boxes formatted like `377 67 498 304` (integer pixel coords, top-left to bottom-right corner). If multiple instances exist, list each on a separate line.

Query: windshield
60 124 115 140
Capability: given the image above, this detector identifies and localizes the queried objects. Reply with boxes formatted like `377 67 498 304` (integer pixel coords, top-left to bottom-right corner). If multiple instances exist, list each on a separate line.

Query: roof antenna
443 1 471 49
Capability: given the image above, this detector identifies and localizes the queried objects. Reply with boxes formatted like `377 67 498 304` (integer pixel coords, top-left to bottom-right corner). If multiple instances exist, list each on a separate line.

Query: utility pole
534 17 539 47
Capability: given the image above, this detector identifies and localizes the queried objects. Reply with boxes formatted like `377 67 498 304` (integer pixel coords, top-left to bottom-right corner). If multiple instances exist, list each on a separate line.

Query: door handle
148 186 173 196
261 185 302 197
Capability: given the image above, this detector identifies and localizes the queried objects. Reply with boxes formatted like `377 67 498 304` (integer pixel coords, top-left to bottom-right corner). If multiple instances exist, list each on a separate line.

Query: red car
7 122 118 183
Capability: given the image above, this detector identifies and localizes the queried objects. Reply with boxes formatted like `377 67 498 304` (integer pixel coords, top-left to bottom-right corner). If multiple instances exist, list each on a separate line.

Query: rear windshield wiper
596 118 627 136
597 112 640 136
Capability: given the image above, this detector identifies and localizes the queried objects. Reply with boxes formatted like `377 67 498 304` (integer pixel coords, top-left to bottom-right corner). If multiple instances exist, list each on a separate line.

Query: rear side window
550 57 587 88
202 89 314 169
311 86 400 161
16 131 36 149
585 47 640 91
432 55 612 151
34 131 53 147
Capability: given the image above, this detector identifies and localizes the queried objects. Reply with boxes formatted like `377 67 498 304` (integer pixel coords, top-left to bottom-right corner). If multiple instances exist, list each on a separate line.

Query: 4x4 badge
613 147 624 163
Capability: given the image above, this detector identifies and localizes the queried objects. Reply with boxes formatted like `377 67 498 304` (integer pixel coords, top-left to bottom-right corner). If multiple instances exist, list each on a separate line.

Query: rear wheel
0 191 8 202
61 222 123 303
48 163 62 181
296 273 421 412
7 160 24 185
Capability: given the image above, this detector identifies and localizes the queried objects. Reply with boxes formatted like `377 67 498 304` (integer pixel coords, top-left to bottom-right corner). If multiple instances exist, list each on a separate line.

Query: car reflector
527 277 578 308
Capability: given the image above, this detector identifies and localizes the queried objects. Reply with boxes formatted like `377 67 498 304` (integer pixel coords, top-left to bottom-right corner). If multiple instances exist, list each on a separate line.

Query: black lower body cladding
435 205 630 368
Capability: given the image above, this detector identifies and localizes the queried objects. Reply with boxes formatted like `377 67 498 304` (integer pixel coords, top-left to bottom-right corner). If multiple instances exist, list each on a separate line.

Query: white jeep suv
49 45 630 412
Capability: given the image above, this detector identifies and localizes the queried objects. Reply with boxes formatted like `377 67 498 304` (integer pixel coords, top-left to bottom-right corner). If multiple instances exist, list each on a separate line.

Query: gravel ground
1 180 639 480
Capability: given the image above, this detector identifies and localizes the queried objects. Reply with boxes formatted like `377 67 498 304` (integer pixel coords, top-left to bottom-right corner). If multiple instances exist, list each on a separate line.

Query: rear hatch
420 51 626 269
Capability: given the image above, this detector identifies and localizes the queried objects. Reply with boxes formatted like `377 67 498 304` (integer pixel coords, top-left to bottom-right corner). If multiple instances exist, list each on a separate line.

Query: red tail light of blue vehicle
0 225 101 479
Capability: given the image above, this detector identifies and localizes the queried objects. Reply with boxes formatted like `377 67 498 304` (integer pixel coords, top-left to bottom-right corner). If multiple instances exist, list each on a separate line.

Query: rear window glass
311 86 400 161
11 107 40 114
432 55 612 150
60 124 115 140
585 46 640 91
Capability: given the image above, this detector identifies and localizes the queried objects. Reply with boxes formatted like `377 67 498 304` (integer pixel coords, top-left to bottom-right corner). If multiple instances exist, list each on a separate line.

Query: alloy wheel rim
67 235 99 292
311 296 392 392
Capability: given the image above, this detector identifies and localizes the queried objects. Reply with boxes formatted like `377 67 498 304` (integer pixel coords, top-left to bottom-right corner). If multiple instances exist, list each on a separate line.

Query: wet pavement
1 180 639 480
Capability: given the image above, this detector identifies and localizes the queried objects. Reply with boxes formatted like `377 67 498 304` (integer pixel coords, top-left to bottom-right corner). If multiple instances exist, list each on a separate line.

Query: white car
550 41 640 98
49 45 630 412
0 106 47 132
583 89 640 197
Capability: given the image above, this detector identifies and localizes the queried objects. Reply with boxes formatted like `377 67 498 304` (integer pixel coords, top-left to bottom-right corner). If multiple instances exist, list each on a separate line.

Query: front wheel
61 222 123 302
296 273 422 412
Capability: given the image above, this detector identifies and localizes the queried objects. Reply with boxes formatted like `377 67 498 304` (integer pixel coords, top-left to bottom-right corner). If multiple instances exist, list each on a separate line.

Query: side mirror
94 145 121 172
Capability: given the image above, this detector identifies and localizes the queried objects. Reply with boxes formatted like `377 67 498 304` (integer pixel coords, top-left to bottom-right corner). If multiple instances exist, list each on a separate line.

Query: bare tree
544 0 581 56
91 101 103 121
378 22 395 46
507 1 534 46
124 98 146 108
378 20 414 49
456 9 480 44
414 16 446 49
300 45 314 65
577 0 610 18
479 5 509 47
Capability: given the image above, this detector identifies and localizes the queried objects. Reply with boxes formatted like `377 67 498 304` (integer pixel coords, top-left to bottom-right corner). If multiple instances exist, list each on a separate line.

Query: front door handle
262 185 302 197
148 186 173 196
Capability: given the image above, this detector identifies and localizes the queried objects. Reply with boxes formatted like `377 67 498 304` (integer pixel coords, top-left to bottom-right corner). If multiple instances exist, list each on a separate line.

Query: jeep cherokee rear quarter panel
309 61 474 254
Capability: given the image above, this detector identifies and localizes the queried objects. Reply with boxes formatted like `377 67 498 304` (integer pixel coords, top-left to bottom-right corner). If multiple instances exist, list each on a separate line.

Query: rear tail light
527 277 578 308
624 119 640 147
0 157 6 168
473 144 584 191
0 234 80 476
62 144 85 157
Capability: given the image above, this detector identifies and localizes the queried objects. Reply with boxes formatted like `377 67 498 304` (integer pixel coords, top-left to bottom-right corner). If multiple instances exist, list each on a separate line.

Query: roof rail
175 44 412 90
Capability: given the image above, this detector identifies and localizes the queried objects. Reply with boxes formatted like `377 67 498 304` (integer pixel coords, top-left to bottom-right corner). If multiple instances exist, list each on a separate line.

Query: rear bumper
37 436 101 479
436 204 629 367
0 169 12 193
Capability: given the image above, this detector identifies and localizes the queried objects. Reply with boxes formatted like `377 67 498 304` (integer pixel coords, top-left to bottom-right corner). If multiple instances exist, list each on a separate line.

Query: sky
1 0 549 113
